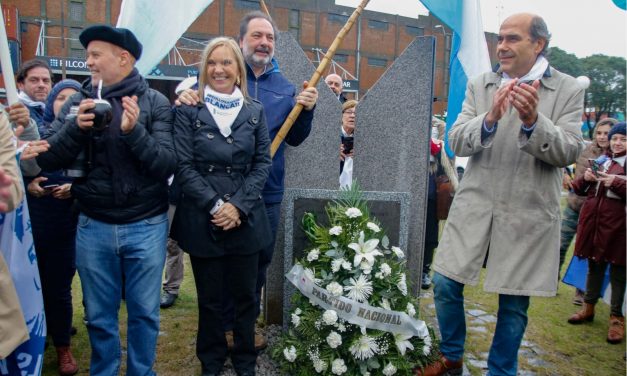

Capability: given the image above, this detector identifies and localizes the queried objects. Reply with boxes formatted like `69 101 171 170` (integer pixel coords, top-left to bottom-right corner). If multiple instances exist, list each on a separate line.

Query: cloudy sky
336 0 626 58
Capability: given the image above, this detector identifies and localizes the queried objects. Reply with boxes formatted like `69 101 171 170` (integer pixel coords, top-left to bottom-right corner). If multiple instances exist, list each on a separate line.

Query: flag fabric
420 0 491 157
0 150 46 376
116 0 214 75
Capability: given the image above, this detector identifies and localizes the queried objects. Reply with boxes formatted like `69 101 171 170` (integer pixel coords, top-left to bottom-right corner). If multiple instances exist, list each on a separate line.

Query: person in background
171 36 271 376
339 99 357 174
25 79 82 375
325 73 347 103
16 59 53 126
567 122 626 345
423 13 584 376
560 117 617 304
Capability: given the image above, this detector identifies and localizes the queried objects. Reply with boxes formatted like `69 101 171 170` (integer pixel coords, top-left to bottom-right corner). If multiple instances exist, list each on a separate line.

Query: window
235 0 260 10
69 27 83 57
368 19 388 31
69 1 84 22
405 25 424 36
328 13 349 24
334 54 348 63
289 9 300 40
367 57 387 67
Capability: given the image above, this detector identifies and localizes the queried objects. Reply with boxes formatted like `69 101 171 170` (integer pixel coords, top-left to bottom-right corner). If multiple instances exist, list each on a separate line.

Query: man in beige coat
419 14 584 376
0 112 29 359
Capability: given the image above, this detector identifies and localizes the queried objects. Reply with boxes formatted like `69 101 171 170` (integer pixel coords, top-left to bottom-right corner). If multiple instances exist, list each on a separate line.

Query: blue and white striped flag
420 0 491 157
117 0 214 75
0 151 46 376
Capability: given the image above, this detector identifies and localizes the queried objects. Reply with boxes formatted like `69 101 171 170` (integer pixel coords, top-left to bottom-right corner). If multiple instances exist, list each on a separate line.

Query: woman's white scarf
500 55 549 86
203 85 243 138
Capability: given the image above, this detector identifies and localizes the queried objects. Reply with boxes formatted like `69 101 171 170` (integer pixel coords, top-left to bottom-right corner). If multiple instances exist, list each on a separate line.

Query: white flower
322 309 338 325
380 298 392 311
331 258 345 273
349 231 382 269
313 359 328 373
407 303 416 317
382 363 398 376
326 331 342 348
329 226 343 236
359 260 372 274
337 323 346 332
349 335 379 360
345 207 363 218
283 345 297 362
342 260 352 270
344 274 373 302
295 308 302 315
291 313 301 327
307 248 320 262
304 267 321 285
393 333 414 355
391 246 405 259
423 344 432 356
331 358 347 375
380 263 392 277
397 273 408 296
326 282 344 297
366 222 381 232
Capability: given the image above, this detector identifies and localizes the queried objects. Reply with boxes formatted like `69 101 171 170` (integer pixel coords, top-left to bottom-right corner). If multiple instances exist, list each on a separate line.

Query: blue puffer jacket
246 60 314 204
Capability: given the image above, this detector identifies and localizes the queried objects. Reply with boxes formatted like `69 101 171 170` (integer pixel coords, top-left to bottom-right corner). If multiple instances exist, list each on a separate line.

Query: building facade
1 0 497 114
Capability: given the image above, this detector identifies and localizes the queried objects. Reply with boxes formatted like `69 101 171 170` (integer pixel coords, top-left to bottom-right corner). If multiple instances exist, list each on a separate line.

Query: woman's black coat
171 99 272 257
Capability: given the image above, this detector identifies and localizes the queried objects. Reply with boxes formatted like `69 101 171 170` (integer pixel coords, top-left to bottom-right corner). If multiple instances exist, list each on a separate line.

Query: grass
42 240 625 375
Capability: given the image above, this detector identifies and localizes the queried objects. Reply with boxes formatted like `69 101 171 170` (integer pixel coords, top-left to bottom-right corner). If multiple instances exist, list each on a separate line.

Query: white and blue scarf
203 85 243 138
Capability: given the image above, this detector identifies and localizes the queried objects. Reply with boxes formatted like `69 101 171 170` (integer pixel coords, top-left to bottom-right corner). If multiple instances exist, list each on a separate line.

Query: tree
582 54 626 122
547 47 584 78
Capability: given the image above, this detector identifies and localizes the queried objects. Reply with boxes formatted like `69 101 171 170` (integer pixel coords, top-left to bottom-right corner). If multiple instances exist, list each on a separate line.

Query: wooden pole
270 0 369 157
259 0 270 17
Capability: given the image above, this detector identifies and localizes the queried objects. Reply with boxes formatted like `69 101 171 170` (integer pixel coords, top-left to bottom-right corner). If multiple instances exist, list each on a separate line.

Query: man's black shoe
421 274 432 290
160 292 178 308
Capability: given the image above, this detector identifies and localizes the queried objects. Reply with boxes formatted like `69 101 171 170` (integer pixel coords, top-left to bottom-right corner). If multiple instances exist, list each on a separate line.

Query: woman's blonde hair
197 36 248 100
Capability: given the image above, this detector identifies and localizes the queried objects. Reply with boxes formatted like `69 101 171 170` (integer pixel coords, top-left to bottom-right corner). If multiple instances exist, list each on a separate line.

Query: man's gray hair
238 11 278 42
529 16 551 55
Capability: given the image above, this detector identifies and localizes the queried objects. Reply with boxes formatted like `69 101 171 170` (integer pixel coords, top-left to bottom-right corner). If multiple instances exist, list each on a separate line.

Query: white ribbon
286 264 429 338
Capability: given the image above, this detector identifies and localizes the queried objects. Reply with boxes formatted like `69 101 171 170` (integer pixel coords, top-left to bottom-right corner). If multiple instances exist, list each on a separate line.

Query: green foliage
547 47 584 78
581 54 626 120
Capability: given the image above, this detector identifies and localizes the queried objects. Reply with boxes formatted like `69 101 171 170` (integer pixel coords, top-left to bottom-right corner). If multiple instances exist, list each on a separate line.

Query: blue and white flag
116 0 214 75
0 152 46 376
420 0 491 157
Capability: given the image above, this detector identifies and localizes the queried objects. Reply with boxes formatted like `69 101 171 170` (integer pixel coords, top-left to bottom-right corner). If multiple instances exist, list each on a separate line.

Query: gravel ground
217 325 282 375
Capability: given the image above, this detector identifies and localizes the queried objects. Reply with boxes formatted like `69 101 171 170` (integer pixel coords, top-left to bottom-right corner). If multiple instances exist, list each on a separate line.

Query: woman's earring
236 76 241 86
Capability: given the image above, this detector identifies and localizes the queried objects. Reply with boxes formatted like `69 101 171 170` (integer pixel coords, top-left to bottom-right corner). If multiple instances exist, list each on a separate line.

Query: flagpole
259 0 270 17
269 0 370 157
0 9 19 104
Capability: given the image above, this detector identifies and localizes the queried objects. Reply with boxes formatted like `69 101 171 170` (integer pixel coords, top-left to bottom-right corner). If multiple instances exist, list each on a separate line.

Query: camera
341 135 354 154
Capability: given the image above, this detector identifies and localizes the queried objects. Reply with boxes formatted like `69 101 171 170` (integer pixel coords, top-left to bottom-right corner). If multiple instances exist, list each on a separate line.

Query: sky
335 0 627 58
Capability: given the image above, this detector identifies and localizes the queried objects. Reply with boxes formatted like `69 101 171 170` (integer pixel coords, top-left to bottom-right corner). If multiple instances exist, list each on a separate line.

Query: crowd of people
0 8 624 376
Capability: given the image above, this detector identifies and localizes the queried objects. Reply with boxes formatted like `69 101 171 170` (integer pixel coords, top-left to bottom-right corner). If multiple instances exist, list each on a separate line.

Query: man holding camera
36 25 176 376
421 13 584 376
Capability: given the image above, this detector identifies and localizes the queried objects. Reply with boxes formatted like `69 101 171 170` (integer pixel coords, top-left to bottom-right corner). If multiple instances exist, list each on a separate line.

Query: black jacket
171 100 272 257
37 75 176 224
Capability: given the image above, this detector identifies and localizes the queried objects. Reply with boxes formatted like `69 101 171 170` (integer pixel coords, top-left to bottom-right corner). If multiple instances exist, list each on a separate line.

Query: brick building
1 0 497 114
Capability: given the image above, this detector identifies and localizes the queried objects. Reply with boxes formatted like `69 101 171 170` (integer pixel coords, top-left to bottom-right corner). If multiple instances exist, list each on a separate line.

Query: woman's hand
211 202 241 230
583 168 597 182
52 183 72 200
596 171 616 187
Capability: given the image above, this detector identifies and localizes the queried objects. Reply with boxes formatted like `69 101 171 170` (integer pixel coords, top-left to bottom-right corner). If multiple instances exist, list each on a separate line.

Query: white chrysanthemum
329 226 343 236
326 282 344 297
397 273 408 296
382 363 398 376
291 313 301 327
393 333 414 355
283 346 297 362
313 359 328 373
380 263 392 277
345 207 363 218
344 274 373 302
380 298 392 310
322 309 338 325
342 260 352 270
326 331 342 348
407 303 416 317
295 308 302 315
349 231 382 269
366 222 381 232
331 358 347 375
307 248 320 262
349 335 379 360
391 246 405 259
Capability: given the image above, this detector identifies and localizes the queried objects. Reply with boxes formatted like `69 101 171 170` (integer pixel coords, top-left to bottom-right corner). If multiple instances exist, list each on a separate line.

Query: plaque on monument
281 188 411 326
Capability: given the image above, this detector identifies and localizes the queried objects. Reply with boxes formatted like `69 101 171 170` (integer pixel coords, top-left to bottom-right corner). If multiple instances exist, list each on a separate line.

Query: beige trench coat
433 67 584 296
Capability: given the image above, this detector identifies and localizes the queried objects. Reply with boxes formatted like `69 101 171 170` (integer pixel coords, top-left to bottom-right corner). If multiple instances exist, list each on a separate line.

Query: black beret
79 25 142 60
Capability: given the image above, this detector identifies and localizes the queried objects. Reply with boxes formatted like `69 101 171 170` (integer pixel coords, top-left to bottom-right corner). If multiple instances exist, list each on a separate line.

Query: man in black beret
35 24 176 376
